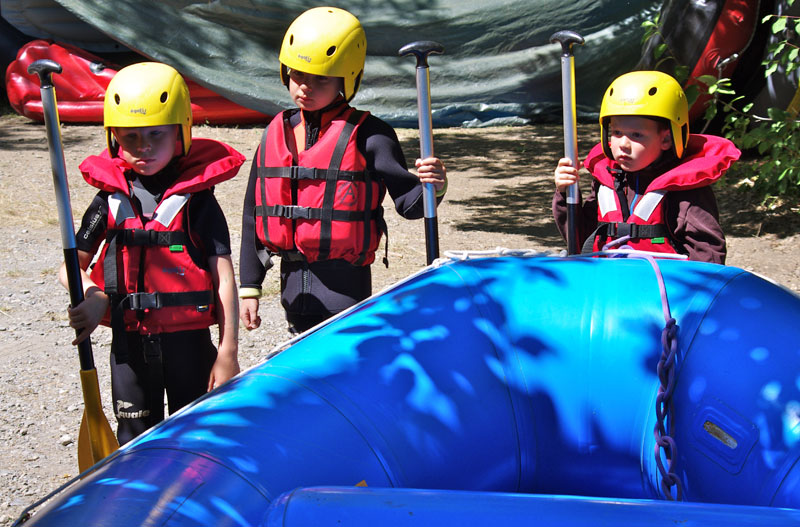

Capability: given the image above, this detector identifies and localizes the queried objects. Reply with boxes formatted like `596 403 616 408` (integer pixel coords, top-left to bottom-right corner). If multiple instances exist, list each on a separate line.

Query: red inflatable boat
5 40 270 125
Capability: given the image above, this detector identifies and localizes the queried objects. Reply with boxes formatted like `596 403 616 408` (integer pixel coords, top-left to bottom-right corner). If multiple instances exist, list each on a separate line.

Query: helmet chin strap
108 134 120 158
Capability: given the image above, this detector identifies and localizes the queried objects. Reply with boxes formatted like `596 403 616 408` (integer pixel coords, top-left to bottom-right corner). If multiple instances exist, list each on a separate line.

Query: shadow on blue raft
19 255 800 525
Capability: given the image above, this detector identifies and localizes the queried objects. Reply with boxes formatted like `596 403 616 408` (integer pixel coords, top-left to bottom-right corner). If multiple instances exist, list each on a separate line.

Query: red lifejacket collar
585 134 741 192
79 138 245 196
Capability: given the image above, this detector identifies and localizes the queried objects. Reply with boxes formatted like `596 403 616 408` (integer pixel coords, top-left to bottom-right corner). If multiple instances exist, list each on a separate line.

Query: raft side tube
263 486 800 527
18 256 800 525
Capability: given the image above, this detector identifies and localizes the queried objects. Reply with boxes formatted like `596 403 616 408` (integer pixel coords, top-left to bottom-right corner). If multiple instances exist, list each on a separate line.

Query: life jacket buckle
126 292 160 310
609 223 639 239
292 206 311 219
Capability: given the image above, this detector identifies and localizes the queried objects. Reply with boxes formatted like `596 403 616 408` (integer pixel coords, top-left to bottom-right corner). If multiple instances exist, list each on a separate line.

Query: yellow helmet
279 7 367 102
104 62 192 156
599 70 689 159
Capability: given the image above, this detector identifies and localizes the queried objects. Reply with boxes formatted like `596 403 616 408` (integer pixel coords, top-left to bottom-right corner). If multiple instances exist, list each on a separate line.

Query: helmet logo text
130 107 148 115
297 54 312 63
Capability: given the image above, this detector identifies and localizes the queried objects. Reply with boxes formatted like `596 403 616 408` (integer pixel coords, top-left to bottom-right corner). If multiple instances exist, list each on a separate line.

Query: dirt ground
1 112 799 524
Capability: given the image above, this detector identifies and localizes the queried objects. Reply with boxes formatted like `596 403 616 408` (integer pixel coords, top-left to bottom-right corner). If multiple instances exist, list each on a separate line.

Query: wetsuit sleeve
75 191 109 255
238 153 273 289
552 180 599 250
188 190 231 257
358 115 439 220
666 187 727 264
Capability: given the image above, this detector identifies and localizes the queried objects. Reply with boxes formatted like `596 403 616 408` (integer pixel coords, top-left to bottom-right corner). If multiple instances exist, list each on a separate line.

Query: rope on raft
600 237 684 501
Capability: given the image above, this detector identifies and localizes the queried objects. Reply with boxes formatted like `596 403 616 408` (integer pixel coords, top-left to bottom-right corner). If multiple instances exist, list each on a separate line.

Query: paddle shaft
550 31 584 255
29 60 96 371
399 41 443 265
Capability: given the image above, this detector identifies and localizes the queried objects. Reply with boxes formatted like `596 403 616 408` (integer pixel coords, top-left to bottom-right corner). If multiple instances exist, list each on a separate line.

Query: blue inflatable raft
17 254 800 525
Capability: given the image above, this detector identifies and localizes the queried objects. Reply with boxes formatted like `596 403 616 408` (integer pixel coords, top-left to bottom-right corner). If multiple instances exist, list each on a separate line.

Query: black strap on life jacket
581 222 670 254
258 166 373 182
256 204 383 222
142 334 165 425
106 228 188 247
609 167 631 221
320 109 359 260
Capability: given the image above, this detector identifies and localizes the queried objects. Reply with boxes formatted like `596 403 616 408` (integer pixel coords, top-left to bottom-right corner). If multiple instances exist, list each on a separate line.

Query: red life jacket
582 134 739 255
254 106 385 266
79 138 244 335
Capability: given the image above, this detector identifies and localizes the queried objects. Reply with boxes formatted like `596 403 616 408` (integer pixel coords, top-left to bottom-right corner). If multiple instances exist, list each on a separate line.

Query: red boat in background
5 40 270 124
682 0 760 122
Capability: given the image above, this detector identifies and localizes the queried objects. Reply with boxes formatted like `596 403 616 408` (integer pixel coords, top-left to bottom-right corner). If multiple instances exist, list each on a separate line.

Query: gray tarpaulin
44 1 661 126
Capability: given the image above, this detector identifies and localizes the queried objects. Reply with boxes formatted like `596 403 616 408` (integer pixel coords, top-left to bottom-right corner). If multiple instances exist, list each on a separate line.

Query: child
553 70 740 263
239 7 448 334
60 62 244 444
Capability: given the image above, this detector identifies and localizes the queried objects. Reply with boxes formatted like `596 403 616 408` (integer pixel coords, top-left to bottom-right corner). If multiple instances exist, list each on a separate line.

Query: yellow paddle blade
77 368 119 472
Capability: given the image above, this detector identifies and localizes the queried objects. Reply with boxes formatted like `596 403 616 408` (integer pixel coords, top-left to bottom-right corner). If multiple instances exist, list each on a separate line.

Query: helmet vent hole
114 94 120 105
289 35 294 45
160 91 168 103
608 88 614 97
648 87 658 96
327 45 336 56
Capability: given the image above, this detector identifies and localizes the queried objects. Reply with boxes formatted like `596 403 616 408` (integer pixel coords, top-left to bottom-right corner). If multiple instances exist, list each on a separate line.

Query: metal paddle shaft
399 40 444 265
550 30 584 255
28 59 118 469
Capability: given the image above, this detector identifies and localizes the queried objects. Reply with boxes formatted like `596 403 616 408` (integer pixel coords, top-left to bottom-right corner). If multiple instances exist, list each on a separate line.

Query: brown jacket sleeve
665 187 727 264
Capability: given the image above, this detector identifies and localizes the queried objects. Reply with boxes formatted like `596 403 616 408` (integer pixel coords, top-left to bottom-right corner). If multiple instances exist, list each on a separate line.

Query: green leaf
766 63 779 77
674 65 690 84
696 74 717 87
655 43 667 60
684 84 700 106
768 107 788 120
772 17 787 33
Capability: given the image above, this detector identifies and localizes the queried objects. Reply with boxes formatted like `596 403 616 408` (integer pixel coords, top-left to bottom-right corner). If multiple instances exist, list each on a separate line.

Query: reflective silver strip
153 194 189 227
632 190 666 222
107 192 136 225
131 177 158 219
597 185 617 217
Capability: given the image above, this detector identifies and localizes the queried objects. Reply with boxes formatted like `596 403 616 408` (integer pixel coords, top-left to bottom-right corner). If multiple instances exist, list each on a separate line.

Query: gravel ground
1 113 799 525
